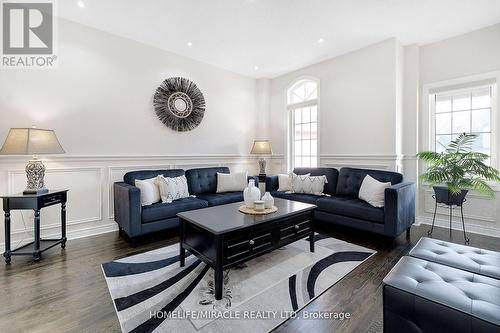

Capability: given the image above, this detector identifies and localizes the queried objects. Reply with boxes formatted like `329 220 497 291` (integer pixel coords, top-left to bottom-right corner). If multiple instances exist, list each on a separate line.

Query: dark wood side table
256 174 267 183
252 174 269 195
2 190 68 263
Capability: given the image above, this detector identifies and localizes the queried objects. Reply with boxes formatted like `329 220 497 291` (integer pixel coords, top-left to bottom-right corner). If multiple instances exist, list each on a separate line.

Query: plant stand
427 195 470 244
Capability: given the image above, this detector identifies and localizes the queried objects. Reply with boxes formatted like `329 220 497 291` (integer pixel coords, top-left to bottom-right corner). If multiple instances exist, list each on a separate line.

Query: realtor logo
1 1 57 68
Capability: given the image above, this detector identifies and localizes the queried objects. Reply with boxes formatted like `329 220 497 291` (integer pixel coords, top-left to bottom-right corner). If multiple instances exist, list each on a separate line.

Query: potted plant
417 133 500 206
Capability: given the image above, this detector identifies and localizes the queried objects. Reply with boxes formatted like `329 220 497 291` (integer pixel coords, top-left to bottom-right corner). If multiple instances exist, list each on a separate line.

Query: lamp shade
0 128 65 155
250 140 272 155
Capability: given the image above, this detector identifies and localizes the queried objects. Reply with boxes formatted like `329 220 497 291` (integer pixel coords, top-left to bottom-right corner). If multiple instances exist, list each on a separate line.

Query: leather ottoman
409 237 500 279
383 256 500 333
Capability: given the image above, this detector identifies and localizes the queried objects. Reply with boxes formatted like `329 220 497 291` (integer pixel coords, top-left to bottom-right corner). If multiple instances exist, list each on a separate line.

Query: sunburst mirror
153 77 206 131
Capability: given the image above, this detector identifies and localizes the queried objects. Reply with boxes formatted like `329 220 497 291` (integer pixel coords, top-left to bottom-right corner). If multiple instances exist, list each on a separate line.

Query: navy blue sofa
266 167 415 238
113 167 258 242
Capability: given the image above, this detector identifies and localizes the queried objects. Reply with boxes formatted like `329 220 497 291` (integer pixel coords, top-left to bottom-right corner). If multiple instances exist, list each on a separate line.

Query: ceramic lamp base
24 159 48 195
258 158 266 175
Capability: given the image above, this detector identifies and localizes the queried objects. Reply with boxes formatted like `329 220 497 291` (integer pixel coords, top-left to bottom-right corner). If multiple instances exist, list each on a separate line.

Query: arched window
287 78 319 169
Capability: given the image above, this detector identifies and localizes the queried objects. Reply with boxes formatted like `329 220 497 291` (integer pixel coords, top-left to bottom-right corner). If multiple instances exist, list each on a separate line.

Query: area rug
102 234 375 333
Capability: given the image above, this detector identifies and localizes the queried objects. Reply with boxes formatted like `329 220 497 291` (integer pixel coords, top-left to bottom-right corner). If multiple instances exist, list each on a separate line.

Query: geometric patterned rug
102 234 375 333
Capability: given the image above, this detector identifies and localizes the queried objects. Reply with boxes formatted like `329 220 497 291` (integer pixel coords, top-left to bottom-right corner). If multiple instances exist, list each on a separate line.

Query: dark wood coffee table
177 198 316 300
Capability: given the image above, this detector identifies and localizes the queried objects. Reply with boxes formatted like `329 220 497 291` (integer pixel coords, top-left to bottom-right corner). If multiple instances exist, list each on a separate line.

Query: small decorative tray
238 205 278 215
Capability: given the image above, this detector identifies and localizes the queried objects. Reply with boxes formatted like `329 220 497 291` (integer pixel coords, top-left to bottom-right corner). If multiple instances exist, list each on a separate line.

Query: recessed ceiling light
187 42 193 47
254 65 259 70
318 38 324 44
77 1 85 8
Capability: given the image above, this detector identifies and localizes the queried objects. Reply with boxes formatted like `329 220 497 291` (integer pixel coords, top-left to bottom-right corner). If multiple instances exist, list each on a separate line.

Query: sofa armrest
384 182 416 237
113 182 142 237
265 175 279 192
247 176 259 187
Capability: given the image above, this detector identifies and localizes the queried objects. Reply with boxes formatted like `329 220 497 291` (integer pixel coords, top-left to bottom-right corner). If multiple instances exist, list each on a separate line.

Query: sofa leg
128 237 139 248
406 227 411 240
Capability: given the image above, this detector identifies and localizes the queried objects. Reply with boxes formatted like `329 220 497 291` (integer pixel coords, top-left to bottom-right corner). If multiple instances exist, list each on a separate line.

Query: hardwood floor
0 224 498 333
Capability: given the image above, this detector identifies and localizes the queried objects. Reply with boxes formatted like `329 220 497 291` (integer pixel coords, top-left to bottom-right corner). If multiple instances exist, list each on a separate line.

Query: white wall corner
256 78 272 141
401 44 421 222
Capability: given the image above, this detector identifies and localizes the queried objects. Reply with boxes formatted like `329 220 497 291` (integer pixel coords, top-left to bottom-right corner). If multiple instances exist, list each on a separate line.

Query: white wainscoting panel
418 185 500 237
269 154 400 173
7 167 102 232
320 154 399 171
423 189 496 223
0 155 269 250
1 153 497 250
416 216 500 238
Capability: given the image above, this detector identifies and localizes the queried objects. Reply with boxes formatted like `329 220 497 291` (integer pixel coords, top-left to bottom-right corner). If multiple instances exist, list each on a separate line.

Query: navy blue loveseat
113 167 258 242
266 167 415 238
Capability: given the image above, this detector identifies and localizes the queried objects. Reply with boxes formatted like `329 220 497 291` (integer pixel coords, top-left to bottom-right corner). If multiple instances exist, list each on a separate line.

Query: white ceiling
58 0 500 78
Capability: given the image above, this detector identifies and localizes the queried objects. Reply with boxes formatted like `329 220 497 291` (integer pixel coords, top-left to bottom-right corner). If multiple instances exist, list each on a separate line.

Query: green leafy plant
417 133 500 198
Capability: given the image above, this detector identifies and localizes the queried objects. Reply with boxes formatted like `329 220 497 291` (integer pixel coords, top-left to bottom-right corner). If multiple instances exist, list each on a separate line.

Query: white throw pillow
278 173 310 192
156 175 190 203
278 174 292 191
216 172 248 193
135 177 161 206
291 174 328 195
358 175 391 208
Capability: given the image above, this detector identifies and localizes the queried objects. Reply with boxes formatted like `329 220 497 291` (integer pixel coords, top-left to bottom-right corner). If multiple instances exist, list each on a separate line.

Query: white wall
0 19 283 248
419 24 500 85
255 78 272 140
0 19 259 156
416 23 500 236
269 38 403 171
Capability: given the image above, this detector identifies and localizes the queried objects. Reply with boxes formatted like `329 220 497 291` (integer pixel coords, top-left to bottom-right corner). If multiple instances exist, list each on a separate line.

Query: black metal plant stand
427 195 470 244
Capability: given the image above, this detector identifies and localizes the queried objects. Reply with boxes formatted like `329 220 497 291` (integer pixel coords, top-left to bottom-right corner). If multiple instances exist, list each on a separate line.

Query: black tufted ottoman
409 237 500 279
383 256 500 333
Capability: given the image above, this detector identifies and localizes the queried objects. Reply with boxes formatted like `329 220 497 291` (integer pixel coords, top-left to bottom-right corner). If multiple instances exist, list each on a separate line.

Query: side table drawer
225 229 273 264
40 193 63 207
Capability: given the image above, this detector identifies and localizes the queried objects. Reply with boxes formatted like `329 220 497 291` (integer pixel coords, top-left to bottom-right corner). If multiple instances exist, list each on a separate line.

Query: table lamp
0 127 65 194
250 140 272 176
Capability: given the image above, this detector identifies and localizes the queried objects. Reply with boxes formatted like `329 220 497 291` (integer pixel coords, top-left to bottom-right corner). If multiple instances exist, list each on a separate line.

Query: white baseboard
0 221 118 253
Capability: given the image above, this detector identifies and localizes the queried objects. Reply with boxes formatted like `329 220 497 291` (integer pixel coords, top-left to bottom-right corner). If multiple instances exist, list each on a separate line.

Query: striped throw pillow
291 174 328 195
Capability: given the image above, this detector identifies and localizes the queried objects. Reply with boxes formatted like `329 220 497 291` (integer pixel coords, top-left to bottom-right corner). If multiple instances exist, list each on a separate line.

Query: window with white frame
287 79 319 169
431 83 495 161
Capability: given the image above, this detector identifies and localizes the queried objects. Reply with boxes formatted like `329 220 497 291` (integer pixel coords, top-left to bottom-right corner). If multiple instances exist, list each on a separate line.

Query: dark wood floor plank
0 224 498 333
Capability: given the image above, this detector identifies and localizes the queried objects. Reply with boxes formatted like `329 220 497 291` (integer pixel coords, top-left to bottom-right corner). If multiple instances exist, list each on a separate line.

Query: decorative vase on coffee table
262 192 274 209
243 179 261 208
